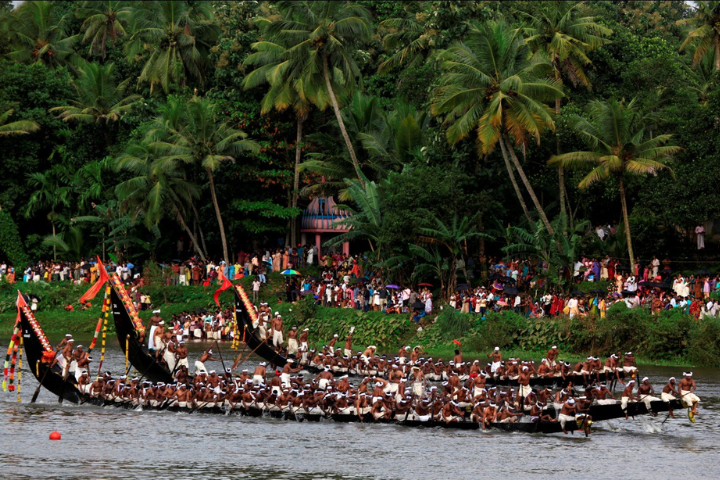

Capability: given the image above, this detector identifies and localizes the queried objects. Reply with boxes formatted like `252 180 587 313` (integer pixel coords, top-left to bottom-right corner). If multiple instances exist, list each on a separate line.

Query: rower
481 403 497 430
361 346 376 365
77 370 91 394
679 372 700 416
594 383 615 405
282 358 303 387
622 352 638 376
638 377 660 414
75 348 91 381
662 377 680 418
621 380 637 419
517 366 531 407
530 402 555 423
558 398 577 434
299 328 309 352
487 347 502 374
453 346 462 365
603 354 622 384
316 367 334 391
253 362 266 385
410 366 425 398
441 400 464 423
195 347 220 374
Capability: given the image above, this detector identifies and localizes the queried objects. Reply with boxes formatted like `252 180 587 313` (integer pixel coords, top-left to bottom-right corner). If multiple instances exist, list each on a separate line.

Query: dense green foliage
1 1 719 290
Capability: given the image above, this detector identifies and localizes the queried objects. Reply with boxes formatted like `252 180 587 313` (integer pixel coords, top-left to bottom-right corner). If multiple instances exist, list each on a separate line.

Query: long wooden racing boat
233 284 288 368
109 275 173 384
18 295 86 404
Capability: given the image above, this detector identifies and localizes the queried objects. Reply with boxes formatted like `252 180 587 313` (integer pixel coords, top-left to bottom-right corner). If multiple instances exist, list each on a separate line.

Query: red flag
79 256 109 304
213 268 233 307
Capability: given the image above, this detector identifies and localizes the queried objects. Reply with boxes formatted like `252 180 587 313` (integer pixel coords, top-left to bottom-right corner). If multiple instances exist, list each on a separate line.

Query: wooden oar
31 360 50 403
233 340 267 370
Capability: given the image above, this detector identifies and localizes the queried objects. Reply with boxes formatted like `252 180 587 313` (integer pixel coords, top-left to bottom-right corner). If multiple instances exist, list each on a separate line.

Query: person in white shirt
626 275 637 292
252 279 261 302
566 296 578 318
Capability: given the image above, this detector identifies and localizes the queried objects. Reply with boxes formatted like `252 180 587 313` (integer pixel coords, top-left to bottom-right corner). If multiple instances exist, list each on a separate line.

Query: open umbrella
281 269 301 276
386 284 400 289
309 277 322 282
172 258 183 263
615 265 629 272
590 289 604 294
696 269 712 275
571 290 585 296
456 284 471 291
418 282 433 287
501 276 516 284
194 307 207 314
488 273 501 280
28 293 41 302
411 301 426 310
503 286 519 295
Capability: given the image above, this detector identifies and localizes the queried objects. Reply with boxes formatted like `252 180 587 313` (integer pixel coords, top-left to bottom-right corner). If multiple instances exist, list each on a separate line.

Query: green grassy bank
2 276 719 367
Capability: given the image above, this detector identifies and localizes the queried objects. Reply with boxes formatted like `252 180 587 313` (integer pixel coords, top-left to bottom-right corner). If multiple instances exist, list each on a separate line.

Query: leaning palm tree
263 1 372 187
549 98 681 272
0 107 39 137
5 0 78 67
151 96 260 265
431 20 563 234
50 62 140 128
378 1 438 74
76 0 132 60
521 1 612 217
125 0 219 93
679 1 720 71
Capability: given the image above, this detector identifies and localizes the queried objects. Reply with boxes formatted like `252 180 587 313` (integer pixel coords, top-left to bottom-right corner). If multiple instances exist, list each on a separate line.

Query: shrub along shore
2 277 718 367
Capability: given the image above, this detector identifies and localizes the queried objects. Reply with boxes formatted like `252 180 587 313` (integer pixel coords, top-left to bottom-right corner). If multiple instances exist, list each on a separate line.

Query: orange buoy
49 431 61 440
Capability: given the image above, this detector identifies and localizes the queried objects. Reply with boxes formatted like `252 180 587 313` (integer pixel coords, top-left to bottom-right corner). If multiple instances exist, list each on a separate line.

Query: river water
1 339 719 479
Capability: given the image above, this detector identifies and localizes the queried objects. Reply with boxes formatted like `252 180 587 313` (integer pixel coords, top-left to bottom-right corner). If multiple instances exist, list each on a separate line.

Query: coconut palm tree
25 167 73 260
5 0 79 67
125 0 219 93
264 0 372 188
521 2 611 217
243 11 326 247
680 1 720 71
0 107 39 137
50 62 140 133
549 98 681 272
431 20 563 234
378 1 438 74
77 0 132 60
150 96 260 265
115 141 206 261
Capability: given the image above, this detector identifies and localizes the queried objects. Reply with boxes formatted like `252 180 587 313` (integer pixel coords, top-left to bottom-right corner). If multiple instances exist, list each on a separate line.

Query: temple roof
301 196 351 233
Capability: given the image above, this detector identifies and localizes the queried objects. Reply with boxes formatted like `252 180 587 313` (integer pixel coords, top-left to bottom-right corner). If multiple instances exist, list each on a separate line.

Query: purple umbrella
386 284 400 289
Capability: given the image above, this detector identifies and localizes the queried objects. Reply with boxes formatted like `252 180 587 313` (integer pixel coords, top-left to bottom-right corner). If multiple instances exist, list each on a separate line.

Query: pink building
300 196 350 256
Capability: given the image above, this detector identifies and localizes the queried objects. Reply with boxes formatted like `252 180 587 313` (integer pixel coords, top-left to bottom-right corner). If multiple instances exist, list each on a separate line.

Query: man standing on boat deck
281 358 303 387
299 328 309 352
546 346 559 369
662 377 680 417
253 362 266 385
558 398 577 434
60 339 74 378
148 310 163 351
175 342 189 371
622 352 638 376
679 372 700 415
271 313 284 351
487 347 502 373
621 380 637 419
195 347 220 374
344 332 353 358
287 327 299 356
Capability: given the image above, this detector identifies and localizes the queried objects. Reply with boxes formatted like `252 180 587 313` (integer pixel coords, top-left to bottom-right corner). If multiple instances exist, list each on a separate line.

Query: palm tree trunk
175 207 206 261
502 134 555 235
322 53 365 188
291 115 305 247
52 222 56 261
556 98 566 219
715 34 720 71
207 168 230 264
498 137 533 224
190 202 209 257
618 175 635 273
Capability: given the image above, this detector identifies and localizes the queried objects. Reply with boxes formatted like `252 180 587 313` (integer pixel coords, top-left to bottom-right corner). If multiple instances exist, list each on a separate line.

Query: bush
435 308 472 340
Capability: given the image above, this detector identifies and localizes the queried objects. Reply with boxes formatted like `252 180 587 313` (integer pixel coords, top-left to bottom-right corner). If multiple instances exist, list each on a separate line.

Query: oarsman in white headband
148 310 163 351
622 352 638 374
661 377 680 417
487 347 502 373
637 377 660 413
621 380 637 418
679 372 700 415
